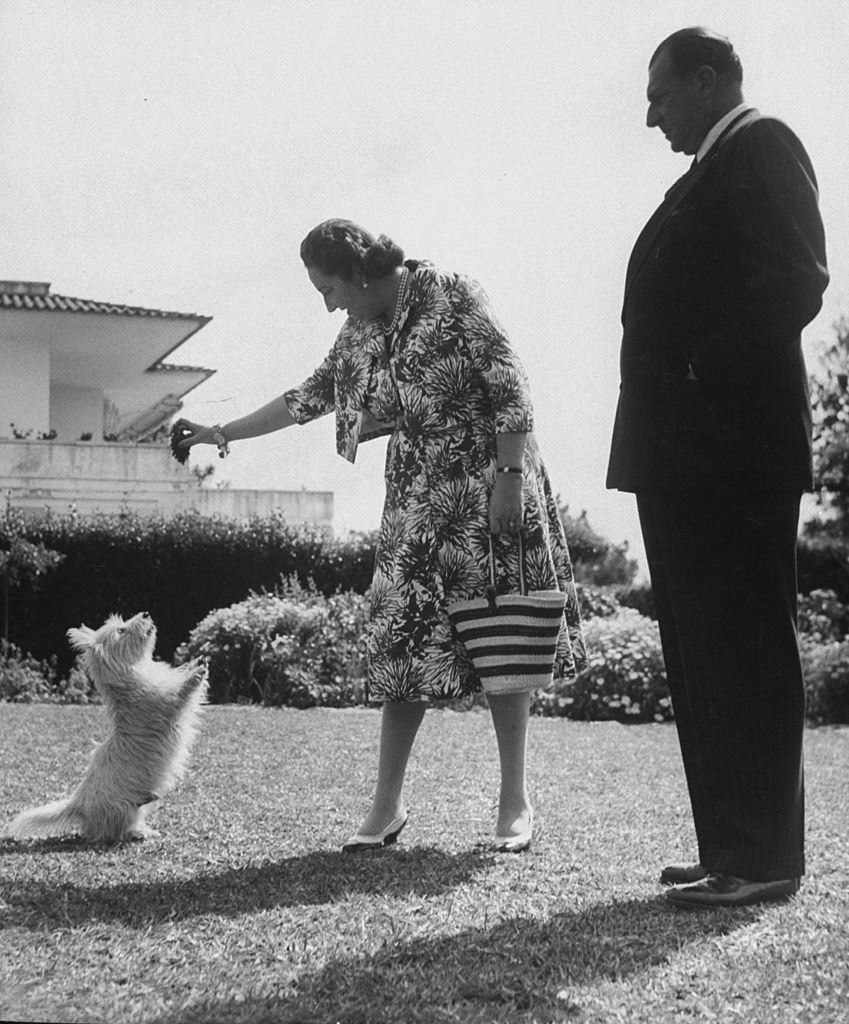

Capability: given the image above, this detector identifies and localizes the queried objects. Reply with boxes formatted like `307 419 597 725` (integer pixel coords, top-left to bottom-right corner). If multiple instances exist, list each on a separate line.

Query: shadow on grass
0 844 494 929
0 834 95 855
150 895 764 1024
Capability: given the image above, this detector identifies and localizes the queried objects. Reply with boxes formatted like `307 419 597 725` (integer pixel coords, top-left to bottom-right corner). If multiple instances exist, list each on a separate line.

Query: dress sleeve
462 278 534 433
284 319 391 462
283 347 336 425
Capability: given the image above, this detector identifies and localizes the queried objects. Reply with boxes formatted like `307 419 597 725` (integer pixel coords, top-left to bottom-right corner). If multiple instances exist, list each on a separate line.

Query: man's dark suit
607 111 828 881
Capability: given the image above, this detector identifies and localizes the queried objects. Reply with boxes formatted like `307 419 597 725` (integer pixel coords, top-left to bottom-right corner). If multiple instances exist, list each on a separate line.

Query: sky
3 0 848 577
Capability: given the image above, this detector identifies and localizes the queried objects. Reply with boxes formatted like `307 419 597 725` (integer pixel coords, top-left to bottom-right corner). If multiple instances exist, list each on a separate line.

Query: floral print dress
285 261 586 702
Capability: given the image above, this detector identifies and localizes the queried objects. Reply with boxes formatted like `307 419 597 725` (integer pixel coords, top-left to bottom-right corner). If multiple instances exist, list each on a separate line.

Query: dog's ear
67 625 97 651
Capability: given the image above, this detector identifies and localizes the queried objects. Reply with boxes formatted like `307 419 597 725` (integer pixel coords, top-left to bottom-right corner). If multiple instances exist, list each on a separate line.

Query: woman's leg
487 691 532 836
355 700 427 835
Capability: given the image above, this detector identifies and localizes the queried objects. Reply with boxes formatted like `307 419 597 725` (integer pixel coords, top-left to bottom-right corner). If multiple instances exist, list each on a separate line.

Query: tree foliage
558 501 637 587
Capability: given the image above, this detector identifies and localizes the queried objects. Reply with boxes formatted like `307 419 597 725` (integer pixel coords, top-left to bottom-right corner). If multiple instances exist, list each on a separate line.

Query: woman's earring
362 280 368 289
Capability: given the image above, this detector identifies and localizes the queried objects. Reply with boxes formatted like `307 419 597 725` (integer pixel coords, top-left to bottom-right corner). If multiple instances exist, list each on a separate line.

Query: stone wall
0 439 333 531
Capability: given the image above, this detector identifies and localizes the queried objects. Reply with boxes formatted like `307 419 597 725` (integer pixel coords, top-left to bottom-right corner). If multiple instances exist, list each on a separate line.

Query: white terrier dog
9 612 207 844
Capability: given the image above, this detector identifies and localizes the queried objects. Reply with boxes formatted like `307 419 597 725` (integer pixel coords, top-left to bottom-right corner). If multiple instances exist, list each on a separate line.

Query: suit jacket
606 112 828 492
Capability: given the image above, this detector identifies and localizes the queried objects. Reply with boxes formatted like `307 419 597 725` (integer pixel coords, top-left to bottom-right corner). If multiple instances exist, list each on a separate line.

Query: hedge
3 507 849 726
2 508 376 675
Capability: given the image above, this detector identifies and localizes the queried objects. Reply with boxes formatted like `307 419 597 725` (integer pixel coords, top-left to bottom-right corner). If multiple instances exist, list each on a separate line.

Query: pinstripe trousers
637 489 806 881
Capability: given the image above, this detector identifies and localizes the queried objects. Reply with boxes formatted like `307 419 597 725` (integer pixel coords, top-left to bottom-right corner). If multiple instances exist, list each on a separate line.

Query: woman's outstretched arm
177 394 295 450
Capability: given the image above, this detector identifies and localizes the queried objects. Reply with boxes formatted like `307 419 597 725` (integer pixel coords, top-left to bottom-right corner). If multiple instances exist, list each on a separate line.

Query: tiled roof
0 289 209 320
151 362 215 374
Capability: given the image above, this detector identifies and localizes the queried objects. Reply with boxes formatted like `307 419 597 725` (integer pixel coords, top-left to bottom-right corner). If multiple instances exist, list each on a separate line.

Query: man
607 28 828 908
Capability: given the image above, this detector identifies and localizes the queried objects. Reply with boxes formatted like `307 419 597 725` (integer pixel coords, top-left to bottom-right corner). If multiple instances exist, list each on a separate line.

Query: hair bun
362 234 405 278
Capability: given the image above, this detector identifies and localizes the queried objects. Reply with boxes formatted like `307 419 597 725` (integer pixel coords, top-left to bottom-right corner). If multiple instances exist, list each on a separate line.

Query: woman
178 219 586 853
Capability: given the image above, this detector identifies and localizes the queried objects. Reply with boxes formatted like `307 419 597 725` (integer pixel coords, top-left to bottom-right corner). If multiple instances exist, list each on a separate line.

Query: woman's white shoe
494 811 533 853
342 812 408 853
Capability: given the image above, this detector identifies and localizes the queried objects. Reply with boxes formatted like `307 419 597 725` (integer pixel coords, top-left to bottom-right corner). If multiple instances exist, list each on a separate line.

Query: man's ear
67 625 97 652
693 63 717 97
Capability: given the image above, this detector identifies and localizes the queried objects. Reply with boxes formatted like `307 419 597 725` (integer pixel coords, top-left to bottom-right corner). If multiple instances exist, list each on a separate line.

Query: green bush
801 638 849 725
176 577 368 706
797 589 849 643
575 583 621 620
615 581 657 620
0 640 54 702
0 640 97 704
534 607 671 723
797 529 849 603
3 508 377 675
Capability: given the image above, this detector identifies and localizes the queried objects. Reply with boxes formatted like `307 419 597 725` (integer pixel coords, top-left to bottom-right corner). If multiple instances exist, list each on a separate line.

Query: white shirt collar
695 102 753 163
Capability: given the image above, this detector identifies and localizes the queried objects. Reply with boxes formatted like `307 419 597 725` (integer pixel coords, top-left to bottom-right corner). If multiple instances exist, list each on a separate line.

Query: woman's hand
489 472 524 535
174 418 216 449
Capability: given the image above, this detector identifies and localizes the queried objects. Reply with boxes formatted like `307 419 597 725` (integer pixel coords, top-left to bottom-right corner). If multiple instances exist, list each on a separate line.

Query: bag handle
487 531 527 598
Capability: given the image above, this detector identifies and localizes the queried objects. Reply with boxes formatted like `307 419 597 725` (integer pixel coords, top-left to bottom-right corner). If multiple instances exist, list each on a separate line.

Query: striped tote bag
447 534 566 696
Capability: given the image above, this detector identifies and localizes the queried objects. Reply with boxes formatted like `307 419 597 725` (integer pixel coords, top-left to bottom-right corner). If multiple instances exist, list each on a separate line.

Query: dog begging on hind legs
8 612 208 845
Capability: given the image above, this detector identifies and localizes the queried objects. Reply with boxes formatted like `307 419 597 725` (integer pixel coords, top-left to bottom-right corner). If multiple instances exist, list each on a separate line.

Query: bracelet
211 424 230 459
496 466 522 474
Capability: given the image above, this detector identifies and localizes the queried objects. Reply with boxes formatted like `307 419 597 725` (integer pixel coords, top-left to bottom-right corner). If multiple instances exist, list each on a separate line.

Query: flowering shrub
800 637 849 724
797 589 849 643
534 608 671 723
0 641 97 704
176 577 368 706
0 641 54 702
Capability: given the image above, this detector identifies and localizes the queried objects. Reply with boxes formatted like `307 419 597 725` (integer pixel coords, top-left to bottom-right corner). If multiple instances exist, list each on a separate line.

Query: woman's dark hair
651 27 743 84
300 219 404 281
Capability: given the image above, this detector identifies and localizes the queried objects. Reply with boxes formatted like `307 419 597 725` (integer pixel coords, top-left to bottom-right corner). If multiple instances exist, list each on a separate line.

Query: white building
0 280 332 529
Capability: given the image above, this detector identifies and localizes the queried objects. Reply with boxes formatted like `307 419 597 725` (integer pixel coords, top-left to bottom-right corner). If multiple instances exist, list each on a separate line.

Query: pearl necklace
384 267 409 334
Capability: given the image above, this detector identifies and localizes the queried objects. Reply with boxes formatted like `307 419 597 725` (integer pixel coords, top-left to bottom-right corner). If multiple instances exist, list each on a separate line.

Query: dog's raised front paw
185 660 208 684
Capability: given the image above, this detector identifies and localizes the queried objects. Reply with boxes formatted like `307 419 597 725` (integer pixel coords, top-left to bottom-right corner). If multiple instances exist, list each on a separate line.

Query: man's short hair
651 27 743 84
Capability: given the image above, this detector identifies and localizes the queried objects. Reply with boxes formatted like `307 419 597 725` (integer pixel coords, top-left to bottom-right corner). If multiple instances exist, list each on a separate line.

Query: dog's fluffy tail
8 798 82 839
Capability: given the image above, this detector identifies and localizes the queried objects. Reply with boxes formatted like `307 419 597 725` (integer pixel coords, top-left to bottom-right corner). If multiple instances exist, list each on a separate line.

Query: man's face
645 48 711 155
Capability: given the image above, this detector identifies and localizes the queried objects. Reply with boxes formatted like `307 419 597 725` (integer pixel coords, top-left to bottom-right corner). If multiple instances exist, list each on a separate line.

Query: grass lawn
1 705 847 1024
